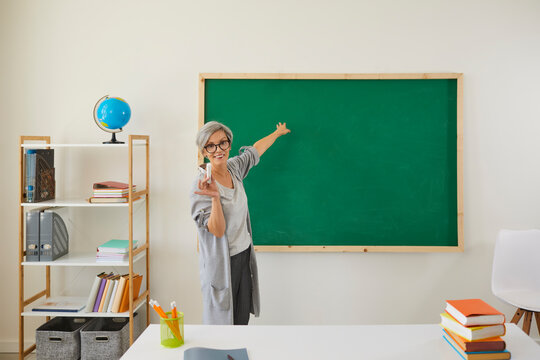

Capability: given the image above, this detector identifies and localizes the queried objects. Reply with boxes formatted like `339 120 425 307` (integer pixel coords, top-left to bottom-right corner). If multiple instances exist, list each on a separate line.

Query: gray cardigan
190 146 261 324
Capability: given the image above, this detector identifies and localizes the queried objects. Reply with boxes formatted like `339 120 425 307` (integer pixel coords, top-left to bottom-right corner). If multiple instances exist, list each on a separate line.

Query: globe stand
94 95 130 144
103 132 124 144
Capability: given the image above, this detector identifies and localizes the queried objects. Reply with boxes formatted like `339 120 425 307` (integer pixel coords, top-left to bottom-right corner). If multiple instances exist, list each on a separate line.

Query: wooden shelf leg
523 311 533 335
19 315 23 360
23 344 36 357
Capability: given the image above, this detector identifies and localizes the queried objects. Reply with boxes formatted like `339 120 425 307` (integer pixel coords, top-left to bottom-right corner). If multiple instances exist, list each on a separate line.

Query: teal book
97 239 138 253
184 347 249 360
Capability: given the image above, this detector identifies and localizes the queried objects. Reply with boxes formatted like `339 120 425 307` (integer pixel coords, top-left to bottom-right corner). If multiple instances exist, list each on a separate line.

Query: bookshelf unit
18 135 150 360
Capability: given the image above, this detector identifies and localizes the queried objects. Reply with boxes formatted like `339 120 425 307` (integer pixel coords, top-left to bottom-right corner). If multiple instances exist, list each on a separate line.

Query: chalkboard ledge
254 245 464 253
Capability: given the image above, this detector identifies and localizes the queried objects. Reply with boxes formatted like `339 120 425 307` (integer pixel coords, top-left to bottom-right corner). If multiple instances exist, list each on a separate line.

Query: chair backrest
492 229 540 296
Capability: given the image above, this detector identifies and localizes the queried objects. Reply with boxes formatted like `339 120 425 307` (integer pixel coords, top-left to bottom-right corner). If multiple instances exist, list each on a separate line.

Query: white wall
2 0 540 350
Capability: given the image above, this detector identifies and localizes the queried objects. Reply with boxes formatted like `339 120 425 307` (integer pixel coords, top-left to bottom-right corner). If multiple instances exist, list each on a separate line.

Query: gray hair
196 121 233 152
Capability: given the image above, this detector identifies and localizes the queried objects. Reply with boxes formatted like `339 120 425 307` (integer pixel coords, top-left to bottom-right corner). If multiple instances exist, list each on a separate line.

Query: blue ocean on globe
96 97 131 130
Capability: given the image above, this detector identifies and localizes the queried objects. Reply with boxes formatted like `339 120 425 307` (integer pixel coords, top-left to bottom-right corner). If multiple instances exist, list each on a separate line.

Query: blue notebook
32 297 86 312
184 347 249 360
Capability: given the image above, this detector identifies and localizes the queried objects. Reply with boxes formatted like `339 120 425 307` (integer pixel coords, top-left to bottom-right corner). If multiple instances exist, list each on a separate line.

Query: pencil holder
160 311 184 348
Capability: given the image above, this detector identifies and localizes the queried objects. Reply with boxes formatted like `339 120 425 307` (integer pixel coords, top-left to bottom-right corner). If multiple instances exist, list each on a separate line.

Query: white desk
121 323 540 360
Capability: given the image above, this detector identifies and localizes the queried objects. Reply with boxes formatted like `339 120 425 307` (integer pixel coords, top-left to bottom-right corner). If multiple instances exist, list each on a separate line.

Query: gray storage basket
80 312 143 360
36 317 94 360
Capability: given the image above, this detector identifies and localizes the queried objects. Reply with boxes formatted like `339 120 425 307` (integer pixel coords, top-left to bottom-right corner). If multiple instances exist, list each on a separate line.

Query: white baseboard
0 340 35 353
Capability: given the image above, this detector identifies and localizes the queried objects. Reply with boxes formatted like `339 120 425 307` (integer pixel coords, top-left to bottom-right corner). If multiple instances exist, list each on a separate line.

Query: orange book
446 299 505 326
444 328 506 352
118 274 143 313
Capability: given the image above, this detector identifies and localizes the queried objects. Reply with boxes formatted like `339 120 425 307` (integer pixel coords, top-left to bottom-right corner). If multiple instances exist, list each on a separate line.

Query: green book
97 239 138 253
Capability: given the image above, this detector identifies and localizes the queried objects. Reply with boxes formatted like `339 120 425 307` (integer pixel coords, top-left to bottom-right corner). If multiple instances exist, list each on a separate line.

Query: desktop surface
121 323 540 360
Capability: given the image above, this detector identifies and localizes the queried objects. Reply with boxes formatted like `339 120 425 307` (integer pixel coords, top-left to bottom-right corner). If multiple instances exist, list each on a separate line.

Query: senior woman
190 121 290 325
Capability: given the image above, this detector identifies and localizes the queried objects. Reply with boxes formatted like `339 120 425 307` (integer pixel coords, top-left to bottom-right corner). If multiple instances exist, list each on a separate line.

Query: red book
446 299 505 326
93 181 130 190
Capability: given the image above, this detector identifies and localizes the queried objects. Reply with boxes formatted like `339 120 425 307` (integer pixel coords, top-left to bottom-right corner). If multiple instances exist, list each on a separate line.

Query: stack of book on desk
440 299 510 360
96 239 138 262
89 181 137 203
85 272 143 313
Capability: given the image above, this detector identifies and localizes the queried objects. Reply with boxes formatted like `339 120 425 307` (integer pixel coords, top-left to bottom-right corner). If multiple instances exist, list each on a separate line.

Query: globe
93 95 131 144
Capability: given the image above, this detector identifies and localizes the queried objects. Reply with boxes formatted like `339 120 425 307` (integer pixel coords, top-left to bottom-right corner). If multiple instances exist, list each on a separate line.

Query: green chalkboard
201 74 463 252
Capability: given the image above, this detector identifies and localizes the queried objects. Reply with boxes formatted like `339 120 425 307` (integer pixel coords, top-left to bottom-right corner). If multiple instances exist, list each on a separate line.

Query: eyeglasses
204 140 230 153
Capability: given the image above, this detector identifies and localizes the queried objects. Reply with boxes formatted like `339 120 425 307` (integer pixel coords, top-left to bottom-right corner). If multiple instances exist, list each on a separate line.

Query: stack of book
440 299 510 360
85 272 143 313
89 181 137 203
96 239 138 262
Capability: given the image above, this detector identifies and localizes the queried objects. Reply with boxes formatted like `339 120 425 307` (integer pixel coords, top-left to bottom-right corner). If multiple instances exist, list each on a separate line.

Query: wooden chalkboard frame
199 73 463 253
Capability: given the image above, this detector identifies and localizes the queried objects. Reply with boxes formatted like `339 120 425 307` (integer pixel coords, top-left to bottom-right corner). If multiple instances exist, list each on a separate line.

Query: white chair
492 229 540 335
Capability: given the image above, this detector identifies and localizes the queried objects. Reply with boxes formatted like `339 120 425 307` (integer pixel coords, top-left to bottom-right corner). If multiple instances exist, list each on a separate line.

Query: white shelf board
22 297 147 318
22 251 145 267
21 143 146 148
21 197 145 208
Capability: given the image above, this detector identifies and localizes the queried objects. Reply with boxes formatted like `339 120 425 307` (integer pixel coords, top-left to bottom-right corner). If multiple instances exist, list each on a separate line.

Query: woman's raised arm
253 123 291 157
